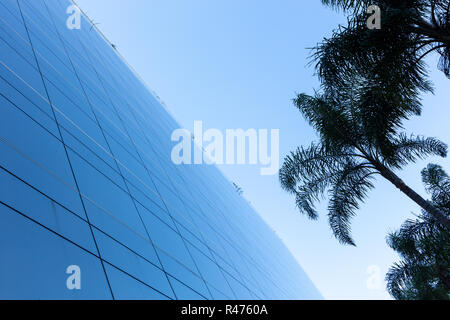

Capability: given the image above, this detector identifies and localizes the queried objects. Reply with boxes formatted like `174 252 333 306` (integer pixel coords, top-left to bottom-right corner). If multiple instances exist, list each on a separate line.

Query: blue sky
74 0 450 299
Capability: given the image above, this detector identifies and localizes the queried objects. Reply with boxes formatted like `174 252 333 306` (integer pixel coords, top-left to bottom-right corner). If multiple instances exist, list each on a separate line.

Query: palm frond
386 163 450 299
328 162 375 245
422 164 450 211
385 134 448 168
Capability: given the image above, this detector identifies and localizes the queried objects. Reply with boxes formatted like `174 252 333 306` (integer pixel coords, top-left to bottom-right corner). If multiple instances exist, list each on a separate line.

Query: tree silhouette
386 164 449 300
317 0 450 89
279 84 449 245
279 0 450 245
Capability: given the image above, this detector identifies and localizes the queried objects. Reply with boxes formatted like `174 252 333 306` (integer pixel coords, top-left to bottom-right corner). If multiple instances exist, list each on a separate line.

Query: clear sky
74 0 450 299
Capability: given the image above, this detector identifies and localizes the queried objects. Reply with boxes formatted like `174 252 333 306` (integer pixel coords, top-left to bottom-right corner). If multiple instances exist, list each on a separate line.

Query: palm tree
279 86 449 245
316 0 450 90
386 164 450 300
322 0 450 48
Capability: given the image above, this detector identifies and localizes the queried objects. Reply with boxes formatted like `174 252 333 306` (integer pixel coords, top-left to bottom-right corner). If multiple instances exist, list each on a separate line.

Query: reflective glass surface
0 0 322 300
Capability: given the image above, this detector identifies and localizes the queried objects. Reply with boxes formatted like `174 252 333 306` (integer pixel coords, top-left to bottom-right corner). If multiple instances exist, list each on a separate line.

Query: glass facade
0 0 322 300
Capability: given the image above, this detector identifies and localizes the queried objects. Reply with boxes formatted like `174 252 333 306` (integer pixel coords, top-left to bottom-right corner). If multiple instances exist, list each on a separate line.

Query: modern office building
0 0 321 299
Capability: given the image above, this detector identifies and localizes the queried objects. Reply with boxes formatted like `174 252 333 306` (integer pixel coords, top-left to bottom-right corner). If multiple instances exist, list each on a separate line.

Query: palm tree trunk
376 165 450 229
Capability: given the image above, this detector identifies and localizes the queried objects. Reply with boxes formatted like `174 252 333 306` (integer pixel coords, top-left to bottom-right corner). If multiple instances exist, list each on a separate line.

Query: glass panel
105 264 169 300
0 0 322 300
168 276 206 300
93 229 174 299
0 203 112 299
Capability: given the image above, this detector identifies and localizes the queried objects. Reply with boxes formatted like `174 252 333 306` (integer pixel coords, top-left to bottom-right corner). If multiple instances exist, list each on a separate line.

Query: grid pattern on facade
0 0 322 300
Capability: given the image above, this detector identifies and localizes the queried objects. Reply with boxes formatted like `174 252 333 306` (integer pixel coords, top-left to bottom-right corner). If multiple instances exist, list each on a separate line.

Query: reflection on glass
0 0 322 300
